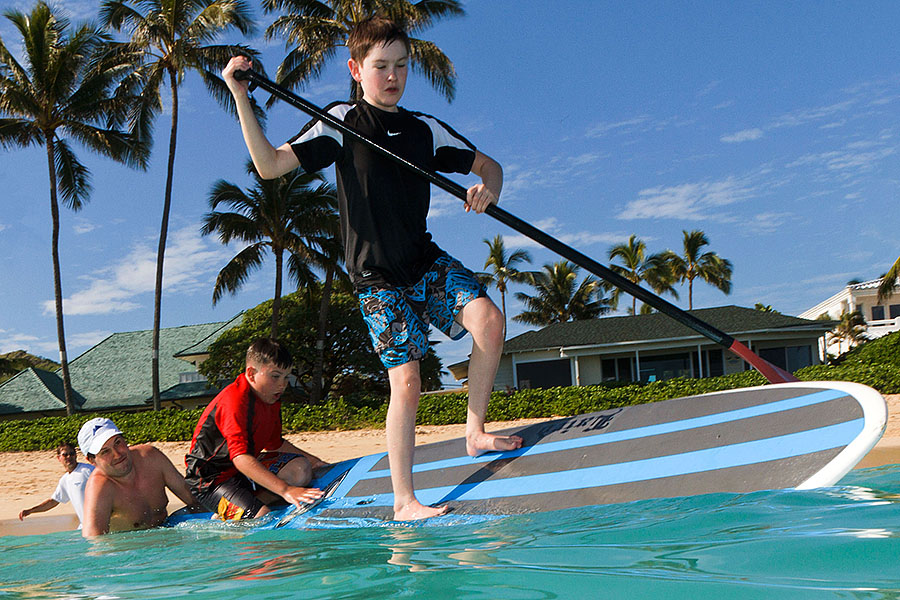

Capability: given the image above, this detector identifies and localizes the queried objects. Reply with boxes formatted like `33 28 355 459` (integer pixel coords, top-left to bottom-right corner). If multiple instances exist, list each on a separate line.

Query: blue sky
1 1 899 385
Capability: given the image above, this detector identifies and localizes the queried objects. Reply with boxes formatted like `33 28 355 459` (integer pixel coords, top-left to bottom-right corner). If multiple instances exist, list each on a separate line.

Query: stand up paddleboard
169 380 886 528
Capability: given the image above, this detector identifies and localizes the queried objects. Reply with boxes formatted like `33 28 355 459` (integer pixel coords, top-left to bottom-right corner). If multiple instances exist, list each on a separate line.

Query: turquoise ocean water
2 464 899 599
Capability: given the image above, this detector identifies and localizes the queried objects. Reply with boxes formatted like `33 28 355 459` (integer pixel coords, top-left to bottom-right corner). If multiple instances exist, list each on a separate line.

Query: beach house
449 305 833 390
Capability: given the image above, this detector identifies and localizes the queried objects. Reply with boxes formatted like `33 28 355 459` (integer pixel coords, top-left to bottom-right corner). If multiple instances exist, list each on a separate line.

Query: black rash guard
289 100 476 289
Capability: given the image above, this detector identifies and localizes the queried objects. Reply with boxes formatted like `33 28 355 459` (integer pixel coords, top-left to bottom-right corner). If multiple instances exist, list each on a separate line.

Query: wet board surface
169 381 887 528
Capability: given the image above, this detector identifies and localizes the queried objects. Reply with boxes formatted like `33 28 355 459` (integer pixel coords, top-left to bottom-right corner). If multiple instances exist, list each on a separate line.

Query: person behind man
79 417 200 537
184 338 327 521
18 442 93 528
221 16 522 521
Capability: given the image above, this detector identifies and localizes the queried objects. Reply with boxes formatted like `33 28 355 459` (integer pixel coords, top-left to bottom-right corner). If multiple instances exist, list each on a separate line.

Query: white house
799 277 900 354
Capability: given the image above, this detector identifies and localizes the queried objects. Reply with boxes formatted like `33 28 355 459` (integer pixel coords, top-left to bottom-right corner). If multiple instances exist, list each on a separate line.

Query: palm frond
53 137 91 210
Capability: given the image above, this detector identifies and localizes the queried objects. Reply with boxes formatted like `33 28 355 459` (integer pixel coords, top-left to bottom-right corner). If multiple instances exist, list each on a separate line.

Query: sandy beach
2 396 898 537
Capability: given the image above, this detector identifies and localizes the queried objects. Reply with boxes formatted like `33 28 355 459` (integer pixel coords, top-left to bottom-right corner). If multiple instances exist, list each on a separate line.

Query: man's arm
465 150 503 214
232 453 323 508
81 478 113 538
18 498 59 520
222 55 301 179
150 446 200 509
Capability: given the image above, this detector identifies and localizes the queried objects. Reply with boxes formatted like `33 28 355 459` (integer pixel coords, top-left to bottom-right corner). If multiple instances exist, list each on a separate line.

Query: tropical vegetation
827 310 867 356
0 2 149 415
198 285 445 400
477 235 533 338
877 255 899 303
660 229 732 310
262 0 464 101
99 0 257 410
513 261 611 326
607 234 677 315
202 161 339 338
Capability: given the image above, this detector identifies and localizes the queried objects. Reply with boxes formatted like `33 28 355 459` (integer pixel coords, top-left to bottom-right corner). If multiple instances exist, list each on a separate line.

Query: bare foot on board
393 500 449 522
466 431 524 457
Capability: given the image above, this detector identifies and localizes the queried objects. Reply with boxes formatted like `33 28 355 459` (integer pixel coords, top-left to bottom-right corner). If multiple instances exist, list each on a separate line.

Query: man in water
79 417 199 537
18 442 93 528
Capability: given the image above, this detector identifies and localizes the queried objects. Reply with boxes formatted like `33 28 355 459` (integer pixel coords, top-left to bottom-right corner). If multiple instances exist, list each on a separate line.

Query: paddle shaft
233 68 796 384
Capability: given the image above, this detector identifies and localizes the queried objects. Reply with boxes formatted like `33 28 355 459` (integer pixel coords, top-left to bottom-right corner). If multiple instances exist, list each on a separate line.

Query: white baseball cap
78 417 123 456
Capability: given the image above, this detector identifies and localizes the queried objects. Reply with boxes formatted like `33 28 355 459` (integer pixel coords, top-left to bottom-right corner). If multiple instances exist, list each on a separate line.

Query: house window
758 346 814 372
516 359 571 389
890 305 900 319
705 349 724 377
601 357 635 382
691 350 724 378
872 305 885 321
638 353 691 382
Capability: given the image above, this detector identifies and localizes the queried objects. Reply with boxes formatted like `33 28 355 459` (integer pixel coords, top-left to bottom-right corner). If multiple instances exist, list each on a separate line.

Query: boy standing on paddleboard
185 338 327 520
222 16 521 521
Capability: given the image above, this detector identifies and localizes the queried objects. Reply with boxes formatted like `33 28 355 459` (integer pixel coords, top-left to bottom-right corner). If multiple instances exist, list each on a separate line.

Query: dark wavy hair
348 16 410 63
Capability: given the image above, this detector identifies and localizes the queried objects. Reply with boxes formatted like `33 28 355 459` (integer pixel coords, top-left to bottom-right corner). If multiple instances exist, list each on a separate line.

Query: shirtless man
79 417 199 538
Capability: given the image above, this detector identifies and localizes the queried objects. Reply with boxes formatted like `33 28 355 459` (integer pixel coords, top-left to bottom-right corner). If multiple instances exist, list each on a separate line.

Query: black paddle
233 68 797 385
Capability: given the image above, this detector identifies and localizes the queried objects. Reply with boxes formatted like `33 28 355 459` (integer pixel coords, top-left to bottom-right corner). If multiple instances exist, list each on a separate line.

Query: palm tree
263 0 464 101
513 261 611 327
608 234 677 315
661 230 732 310
99 0 255 409
477 235 532 339
828 310 867 356
0 3 149 415
202 161 339 338
877 256 900 303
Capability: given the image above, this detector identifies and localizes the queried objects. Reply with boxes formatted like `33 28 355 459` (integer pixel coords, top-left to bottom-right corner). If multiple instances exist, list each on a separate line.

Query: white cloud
500 217 622 251
586 116 651 138
73 219 97 234
720 128 763 143
617 177 755 221
0 330 41 355
43 226 231 316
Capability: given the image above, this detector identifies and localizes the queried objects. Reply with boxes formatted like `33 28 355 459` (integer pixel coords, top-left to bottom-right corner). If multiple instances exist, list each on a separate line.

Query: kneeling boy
185 338 327 519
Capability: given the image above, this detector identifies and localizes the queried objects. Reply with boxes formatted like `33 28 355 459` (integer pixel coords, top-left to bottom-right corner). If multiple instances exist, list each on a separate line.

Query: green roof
503 305 831 353
0 367 87 413
173 313 244 359
0 318 238 415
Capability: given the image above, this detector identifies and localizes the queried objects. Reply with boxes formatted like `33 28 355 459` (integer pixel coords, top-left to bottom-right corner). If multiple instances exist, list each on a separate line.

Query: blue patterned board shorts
358 253 487 369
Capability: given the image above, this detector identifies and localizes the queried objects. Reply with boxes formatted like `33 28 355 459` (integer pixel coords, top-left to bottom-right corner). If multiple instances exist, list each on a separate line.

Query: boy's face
246 362 291 404
348 40 408 112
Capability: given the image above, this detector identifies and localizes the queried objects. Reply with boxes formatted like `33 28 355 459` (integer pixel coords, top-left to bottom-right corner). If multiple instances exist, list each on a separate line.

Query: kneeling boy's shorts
198 452 303 520
358 253 487 369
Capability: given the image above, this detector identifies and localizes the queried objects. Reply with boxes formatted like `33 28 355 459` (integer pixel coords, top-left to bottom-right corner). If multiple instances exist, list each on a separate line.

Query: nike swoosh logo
387 131 401 136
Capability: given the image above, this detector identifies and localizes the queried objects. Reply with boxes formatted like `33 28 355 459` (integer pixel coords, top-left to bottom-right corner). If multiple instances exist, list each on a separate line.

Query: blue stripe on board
361 388 849 480
328 418 864 510
328 452 387 498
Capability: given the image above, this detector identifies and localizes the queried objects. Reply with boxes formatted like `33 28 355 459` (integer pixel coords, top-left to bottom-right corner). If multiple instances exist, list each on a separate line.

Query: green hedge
1 361 896 453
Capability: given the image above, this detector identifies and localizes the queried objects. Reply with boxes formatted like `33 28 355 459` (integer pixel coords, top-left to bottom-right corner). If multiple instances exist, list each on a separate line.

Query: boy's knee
478 303 504 344
278 456 312 487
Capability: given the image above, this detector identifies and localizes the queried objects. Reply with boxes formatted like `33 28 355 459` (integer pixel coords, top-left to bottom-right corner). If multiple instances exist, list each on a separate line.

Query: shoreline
3 395 898 537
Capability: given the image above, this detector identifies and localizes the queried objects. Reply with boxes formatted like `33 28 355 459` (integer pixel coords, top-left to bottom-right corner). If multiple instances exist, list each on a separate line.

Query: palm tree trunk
499 289 508 340
271 248 283 338
151 70 179 411
311 268 334 403
46 138 76 416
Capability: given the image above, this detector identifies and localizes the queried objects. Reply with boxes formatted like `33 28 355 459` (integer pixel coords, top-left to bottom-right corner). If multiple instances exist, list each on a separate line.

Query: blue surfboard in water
168 381 887 529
